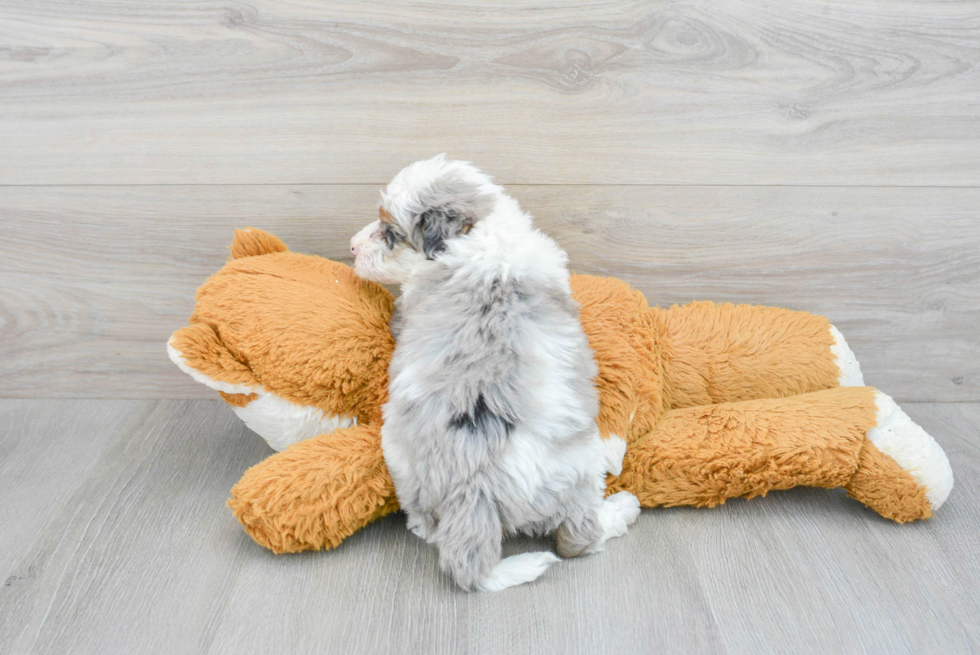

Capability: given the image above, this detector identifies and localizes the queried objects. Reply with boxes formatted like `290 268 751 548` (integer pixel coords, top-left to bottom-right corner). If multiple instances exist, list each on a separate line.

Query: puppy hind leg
557 490 640 558
555 506 603 558
433 482 558 592
596 491 641 549
405 510 436 541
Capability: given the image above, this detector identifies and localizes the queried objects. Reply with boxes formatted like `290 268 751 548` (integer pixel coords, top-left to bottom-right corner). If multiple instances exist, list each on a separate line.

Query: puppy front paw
406 512 436 541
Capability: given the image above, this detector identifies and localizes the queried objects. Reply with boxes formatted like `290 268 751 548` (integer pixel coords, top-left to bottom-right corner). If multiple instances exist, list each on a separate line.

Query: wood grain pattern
3 2 977 652
0 400 272 654
1 0 978 185
1 185 978 401
0 399 977 654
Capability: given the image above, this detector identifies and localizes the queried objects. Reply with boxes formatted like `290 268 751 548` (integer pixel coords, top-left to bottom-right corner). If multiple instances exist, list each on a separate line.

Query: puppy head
351 155 499 284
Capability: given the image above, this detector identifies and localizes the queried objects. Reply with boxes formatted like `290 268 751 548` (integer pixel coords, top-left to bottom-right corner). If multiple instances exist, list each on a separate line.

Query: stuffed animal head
169 227 664 453
168 229 396 451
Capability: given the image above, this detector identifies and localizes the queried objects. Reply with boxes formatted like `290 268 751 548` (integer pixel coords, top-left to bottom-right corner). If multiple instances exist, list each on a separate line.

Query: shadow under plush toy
169 228 953 554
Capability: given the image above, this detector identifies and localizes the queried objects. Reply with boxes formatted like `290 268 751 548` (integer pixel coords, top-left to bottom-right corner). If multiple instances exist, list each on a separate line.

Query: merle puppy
350 155 639 591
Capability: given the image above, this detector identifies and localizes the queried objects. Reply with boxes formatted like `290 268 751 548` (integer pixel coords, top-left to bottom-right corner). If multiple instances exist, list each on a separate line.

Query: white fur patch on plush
231 393 355 452
602 435 628 476
829 325 865 387
870 391 954 510
477 552 560 592
167 338 256 395
168 338 354 452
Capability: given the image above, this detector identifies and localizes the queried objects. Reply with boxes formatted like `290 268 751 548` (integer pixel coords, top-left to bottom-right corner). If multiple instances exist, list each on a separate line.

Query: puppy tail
434 481 558 592
477 552 560 592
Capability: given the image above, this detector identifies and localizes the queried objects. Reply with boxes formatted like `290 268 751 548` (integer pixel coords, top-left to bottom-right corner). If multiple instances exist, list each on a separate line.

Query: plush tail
433 481 558 592
229 228 289 259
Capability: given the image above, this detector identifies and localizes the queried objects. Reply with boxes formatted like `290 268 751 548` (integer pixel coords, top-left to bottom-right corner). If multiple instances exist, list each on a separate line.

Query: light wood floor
0 399 977 654
2 0 979 653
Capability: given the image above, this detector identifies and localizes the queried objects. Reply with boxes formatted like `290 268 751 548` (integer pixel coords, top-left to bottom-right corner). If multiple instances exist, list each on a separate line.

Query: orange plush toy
169 229 953 554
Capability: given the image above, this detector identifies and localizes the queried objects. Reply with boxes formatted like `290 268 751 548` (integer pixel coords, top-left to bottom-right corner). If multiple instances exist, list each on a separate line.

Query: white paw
870 391 954 510
599 491 641 541
830 325 865 387
602 435 627 476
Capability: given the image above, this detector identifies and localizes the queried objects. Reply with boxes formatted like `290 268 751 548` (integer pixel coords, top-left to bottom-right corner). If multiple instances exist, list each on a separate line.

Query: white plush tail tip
478 552 560 592
871 392 954 510
830 325 866 387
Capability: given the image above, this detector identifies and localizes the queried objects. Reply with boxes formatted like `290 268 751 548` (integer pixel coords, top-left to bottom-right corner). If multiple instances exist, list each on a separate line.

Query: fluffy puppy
350 155 640 591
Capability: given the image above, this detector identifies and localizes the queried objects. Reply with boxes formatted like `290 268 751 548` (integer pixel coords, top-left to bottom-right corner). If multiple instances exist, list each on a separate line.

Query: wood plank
0 400 977 654
2 184 977 401
1 0 978 185
0 400 156 568
0 399 273 654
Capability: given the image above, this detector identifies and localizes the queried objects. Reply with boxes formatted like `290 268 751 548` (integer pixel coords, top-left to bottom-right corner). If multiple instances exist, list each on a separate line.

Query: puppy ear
412 172 495 260
418 209 452 260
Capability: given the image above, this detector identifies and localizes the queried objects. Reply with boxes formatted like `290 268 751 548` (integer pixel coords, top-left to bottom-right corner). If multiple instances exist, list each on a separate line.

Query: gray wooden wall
2 6 980 654
2 0 978 402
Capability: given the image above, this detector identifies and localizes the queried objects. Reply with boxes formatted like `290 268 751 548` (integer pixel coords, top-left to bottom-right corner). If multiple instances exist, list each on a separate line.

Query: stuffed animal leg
609 386 953 523
229 386 952 553
572 279 865 449
654 301 860 410
228 423 398 554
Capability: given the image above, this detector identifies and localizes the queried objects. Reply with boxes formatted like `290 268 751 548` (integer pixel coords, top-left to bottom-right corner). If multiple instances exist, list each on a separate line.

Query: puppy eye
382 223 400 250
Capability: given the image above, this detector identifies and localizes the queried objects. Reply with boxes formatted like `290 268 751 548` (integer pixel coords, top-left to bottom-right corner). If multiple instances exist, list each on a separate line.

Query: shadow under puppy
350 155 640 591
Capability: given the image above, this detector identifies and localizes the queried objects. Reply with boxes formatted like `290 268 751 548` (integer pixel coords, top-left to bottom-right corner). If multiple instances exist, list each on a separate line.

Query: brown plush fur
846 441 933 523
607 387 880 507
656 301 841 409
171 229 933 554
229 423 400 553
171 237 395 425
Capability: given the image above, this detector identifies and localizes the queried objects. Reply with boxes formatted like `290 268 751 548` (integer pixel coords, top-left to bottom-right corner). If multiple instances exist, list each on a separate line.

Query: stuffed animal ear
168 324 260 391
229 228 289 259
411 172 495 260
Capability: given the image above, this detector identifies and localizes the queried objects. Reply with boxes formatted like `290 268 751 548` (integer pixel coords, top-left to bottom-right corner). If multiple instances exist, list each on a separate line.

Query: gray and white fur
350 155 640 591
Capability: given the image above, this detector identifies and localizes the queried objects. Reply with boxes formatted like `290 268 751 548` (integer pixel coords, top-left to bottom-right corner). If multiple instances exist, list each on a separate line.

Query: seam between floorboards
1 183 980 189
1 398 977 404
